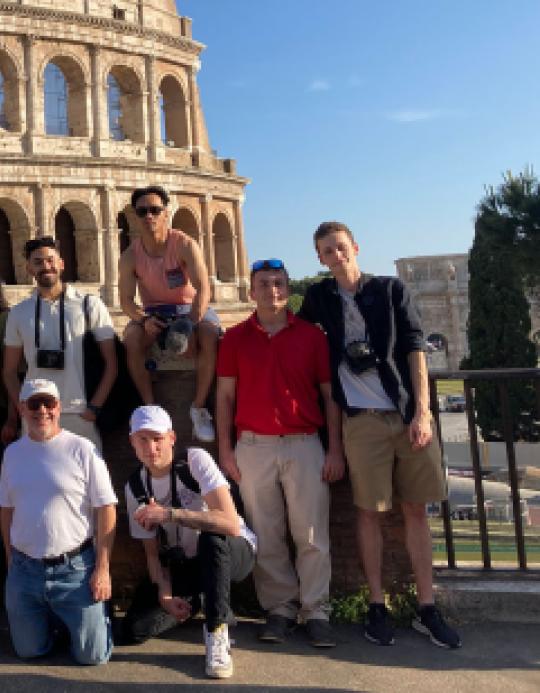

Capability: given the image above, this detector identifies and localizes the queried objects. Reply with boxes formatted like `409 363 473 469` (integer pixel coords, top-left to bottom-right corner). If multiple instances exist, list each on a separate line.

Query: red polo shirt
217 311 331 435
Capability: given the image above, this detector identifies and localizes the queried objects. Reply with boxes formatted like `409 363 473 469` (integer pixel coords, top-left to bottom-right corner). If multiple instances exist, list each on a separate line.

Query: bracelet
87 403 102 416
137 315 149 327
168 507 176 523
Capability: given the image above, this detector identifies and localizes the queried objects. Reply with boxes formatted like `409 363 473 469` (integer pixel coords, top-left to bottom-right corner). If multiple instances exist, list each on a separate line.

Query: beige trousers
235 431 331 621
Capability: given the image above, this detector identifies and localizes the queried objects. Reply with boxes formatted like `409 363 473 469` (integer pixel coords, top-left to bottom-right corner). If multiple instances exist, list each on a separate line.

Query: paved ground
0 615 538 693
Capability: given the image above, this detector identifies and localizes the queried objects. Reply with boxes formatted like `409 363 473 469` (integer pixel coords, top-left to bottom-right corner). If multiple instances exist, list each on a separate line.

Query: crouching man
123 405 256 679
0 379 117 665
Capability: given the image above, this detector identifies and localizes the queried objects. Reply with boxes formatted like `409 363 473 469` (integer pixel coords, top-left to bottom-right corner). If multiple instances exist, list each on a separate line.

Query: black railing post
498 381 527 570
464 381 491 569
429 377 456 569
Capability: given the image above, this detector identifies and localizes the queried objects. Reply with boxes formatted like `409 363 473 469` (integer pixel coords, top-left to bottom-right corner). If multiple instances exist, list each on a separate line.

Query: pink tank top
133 229 196 308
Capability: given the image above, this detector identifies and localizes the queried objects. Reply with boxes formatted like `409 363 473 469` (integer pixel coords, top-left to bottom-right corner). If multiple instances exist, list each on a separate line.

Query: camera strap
35 291 65 351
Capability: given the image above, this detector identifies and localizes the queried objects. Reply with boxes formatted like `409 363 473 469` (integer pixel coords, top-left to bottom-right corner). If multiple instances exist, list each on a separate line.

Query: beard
36 270 60 288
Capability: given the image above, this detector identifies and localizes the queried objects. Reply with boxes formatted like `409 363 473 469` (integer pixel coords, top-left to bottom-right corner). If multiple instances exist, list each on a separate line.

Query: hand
144 316 167 339
1 419 18 445
219 449 241 483
134 498 168 530
408 411 433 451
90 565 112 601
159 593 192 622
80 408 96 422
321 450 346 483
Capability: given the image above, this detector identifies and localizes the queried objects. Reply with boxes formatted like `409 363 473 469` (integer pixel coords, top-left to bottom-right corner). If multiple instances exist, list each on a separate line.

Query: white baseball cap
130 405 173 435
20 379 60 402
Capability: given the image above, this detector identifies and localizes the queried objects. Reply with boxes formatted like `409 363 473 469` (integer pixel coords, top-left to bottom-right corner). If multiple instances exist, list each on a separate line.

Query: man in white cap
123 404 256 679
0 379 117 665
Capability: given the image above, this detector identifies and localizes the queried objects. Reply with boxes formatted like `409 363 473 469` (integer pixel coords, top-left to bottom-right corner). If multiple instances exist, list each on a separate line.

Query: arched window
118 211 131 253
213 213 236 282
0 208 15 284
55 207 78 281
159 76 188 148
0 70 8 129
107 73 125 141
44 63 69 135
172 207 199 242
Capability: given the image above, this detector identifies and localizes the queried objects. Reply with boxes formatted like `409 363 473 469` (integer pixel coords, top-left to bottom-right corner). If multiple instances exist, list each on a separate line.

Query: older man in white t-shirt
122 405 256 679
0 379 117 665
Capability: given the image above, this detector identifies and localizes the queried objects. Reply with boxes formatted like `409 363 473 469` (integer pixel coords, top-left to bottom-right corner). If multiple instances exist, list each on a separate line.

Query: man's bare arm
118 248 146 323
216 376 241 482
1 506 14 566
180 238 210 324
320 382 346 483
142 537 191 621
407 349 433 450
90 504 116 602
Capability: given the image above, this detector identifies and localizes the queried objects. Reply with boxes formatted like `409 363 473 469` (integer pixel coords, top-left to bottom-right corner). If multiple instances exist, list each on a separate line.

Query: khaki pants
235 432 331 621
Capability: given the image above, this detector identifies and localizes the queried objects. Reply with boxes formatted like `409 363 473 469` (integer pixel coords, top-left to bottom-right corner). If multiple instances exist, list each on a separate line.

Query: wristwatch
87 403 102 416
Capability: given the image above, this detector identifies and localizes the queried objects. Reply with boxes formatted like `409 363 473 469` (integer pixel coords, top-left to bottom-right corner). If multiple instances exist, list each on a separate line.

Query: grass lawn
435 380 464 396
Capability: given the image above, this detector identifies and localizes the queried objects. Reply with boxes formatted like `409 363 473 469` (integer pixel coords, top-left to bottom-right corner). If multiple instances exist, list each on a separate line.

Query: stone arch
0 197 32 284
54 201 99 282
43 55 89 137
426 332 449 369
107 65 144 143
172 207 199 243
159 75 188 148
0 48 21 131
117 208 138 253
213 212 236 282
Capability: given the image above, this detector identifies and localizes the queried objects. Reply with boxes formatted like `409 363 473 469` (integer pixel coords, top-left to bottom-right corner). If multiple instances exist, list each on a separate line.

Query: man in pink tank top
119 186 219 442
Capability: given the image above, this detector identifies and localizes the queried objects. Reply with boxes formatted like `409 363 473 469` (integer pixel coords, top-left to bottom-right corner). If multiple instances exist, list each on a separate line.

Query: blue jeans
5 545 112 665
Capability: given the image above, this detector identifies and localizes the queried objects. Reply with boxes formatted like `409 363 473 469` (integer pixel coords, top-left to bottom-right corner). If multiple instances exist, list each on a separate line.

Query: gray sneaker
305 619 336 648
259 615 296 643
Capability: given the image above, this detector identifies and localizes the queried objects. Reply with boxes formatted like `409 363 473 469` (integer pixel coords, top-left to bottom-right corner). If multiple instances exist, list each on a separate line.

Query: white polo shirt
4 285 114 414
0 429 118 559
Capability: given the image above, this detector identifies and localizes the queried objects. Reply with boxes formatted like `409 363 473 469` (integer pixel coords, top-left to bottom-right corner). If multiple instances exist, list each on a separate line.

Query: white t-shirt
125 447 257 558
4 285 115 414
338 286 396 410
0 429 118 559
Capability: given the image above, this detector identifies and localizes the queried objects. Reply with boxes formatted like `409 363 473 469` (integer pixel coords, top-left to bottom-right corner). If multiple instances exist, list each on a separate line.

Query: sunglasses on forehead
135 205 165 218
251 258 285 272
26 395 58 411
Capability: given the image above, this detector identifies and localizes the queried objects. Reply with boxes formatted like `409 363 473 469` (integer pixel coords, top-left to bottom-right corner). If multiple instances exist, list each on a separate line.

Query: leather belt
39 538 93 567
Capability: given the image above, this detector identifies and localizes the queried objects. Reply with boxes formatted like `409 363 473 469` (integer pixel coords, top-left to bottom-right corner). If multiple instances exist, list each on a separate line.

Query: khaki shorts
343 410 446 512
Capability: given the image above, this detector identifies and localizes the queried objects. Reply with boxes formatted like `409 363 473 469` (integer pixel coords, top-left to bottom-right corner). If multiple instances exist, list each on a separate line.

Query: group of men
0 185 460 680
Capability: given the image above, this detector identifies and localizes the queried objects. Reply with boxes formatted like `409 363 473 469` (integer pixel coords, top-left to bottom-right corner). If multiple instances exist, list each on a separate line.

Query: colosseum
0 0 250 320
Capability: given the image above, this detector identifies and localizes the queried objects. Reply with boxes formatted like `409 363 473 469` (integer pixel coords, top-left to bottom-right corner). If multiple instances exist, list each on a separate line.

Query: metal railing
429 367 540 571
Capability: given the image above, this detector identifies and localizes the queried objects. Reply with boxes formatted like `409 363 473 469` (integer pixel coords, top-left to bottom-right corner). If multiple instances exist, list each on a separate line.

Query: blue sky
177 1 540 279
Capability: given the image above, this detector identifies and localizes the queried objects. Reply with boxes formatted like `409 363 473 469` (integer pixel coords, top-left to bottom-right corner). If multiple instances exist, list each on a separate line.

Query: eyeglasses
135 206 165 218
26 396 58 411
251 258 285 272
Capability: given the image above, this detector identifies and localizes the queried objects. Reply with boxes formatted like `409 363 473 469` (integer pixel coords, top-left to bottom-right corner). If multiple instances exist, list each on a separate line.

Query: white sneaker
190 405 215 442
204 623 233 679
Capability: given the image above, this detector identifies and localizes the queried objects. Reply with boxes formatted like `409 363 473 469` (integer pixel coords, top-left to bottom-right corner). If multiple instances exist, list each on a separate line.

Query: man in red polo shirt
216 259 345 648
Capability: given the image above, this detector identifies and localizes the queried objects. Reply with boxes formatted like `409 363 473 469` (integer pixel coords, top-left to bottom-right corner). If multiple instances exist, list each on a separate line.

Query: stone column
200 194 216 300
90 45 103 157
34 183 49 237
233 197 250 301
145 54 158 162
23 34 36 155
188 64 200 151
101 185 120 307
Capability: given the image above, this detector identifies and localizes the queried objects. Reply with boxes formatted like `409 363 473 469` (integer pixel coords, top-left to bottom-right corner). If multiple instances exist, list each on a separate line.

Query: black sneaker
364 603 395 646
305 619 336 648
412 605 462 649
259 614 296 643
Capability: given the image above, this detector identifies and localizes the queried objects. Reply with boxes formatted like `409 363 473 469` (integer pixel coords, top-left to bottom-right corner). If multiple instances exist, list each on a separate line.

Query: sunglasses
251 258 285 272
26 396 58 411
135 206 165 218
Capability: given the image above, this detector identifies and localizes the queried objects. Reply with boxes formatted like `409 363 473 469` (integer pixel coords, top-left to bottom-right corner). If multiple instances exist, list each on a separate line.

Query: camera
344 340 378 374
36 349 65 370
151 313 194 354
159 545 187 569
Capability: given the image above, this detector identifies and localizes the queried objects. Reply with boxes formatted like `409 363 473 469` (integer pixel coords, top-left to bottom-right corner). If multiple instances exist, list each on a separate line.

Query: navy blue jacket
298 275 425 423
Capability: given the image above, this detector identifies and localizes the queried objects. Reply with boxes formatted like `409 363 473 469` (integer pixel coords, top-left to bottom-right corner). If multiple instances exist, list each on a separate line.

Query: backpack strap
172 448 200 498
127 466 149 506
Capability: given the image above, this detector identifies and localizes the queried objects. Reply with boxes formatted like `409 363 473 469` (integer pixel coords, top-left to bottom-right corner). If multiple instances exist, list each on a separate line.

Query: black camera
159 545 187 569
344 340 378 374
36 349 65 370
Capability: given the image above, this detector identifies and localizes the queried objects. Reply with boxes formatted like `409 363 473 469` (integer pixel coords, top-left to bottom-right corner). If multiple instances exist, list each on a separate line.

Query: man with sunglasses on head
0 378 117 665
119 186 219 443
3 237 117 449
216 258 345 648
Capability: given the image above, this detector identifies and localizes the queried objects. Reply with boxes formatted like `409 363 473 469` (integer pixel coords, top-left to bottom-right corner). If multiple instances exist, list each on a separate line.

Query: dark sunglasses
251 258 285 272
135 206 165 218
26 396 58 411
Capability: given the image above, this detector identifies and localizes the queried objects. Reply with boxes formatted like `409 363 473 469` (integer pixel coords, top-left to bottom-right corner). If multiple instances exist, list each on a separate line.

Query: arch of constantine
0 1 250 317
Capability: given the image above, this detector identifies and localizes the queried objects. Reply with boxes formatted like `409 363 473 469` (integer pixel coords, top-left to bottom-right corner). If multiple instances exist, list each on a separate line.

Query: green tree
287 293 303 313
464 172 538 441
